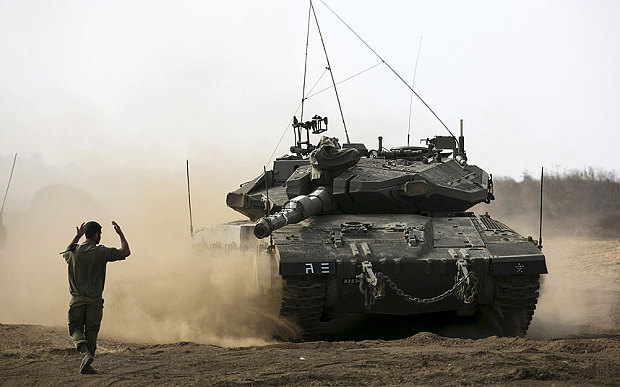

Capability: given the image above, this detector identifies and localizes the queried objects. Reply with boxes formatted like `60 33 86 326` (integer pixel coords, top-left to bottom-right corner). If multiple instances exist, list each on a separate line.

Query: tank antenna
318 0 457 144
538 167 544 250
299 1 312 125
310 0 350 143
1 153 17 215
186 159 194 238
459 119 466 158
263 166 274 247
263 166 271 216
407 37 423 146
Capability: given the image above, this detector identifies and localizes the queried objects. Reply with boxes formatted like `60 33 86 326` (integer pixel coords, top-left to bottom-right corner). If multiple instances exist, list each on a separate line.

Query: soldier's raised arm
66 222 85 251
111 221 130 257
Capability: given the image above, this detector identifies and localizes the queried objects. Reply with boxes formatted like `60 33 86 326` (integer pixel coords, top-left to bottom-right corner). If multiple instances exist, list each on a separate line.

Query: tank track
483 274 540 337
280 276 327 340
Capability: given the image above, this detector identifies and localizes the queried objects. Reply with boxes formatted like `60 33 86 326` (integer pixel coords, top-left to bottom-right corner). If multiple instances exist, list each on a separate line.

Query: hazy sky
1 0 619 190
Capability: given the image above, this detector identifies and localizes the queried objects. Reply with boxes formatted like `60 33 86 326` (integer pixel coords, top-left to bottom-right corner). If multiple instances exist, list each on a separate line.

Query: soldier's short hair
84 221 102 239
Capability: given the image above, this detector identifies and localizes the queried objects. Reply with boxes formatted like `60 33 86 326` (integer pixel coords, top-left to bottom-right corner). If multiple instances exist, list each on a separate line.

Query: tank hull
274 213 546 338
193 213 546 339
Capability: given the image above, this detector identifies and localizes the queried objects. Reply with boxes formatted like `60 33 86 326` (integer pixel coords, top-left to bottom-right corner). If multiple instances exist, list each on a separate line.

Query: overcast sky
1 0 619 194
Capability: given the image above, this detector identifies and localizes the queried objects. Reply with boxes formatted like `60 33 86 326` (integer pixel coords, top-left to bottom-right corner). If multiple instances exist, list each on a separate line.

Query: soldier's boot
82 364 98 374
77 343 94 374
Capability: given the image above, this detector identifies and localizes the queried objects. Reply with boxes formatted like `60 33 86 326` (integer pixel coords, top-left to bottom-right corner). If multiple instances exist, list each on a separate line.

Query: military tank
223 115 547 340
202 3 548 340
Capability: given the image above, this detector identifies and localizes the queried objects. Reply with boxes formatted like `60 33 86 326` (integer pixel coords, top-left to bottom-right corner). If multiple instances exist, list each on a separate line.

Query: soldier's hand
112 221 123 236
76 222 85 237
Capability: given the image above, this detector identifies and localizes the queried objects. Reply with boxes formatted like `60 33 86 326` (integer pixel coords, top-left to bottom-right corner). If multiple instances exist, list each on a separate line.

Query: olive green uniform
63 242 126 355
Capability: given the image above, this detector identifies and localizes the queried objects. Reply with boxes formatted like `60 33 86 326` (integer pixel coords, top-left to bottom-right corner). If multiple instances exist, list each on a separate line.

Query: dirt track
0 323 618 386
1 237 618 386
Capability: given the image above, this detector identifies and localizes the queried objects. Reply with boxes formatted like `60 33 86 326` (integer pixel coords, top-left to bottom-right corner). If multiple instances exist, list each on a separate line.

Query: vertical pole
1 153 17 215
300 1 312 123
538 167 544 250
310 0 350 143
186 159 194 238
263 166 270 216
458 119 465 156
264 166 274 247
407 36 423 146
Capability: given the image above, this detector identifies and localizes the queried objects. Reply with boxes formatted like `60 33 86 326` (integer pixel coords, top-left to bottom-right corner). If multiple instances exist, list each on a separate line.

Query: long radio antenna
318 0 458 144
186 159 194 238
1 153 17 215
264 165 274 247
538 167 544 250
263 165 270 216
407 37 423 146
299 1 312 125
310 0 350 143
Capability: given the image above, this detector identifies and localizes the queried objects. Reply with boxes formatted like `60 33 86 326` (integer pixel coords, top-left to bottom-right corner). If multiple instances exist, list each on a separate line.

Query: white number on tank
320 262 330 273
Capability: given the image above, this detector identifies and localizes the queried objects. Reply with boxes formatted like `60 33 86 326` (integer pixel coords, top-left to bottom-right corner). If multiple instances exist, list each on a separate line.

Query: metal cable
318 0 458 144
186 159 194 237
305 68 328 98
305 61 383 99
310 0 350 143
300 2 312 123
266 102 302 165
266 66 333 165
1 153 17 214
407 37 423 146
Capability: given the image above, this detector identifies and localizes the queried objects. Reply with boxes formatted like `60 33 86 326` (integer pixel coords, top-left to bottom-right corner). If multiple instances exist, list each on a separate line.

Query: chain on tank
358 260 479 310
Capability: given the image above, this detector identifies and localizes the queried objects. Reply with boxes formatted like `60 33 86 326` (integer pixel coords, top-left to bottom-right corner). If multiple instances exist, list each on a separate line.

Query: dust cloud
528 238 620 338
0 166 617 344
475 172 620 339
0 166 295 347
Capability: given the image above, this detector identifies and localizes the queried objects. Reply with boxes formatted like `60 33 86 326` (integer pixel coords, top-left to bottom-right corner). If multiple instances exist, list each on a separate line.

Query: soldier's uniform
63 241 126 356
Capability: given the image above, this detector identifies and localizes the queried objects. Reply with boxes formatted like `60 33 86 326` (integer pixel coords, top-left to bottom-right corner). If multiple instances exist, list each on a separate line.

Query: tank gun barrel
254 187 332 239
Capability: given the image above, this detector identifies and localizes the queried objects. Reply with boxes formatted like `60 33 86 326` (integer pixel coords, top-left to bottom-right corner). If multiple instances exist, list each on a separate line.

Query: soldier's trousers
68 296 104 356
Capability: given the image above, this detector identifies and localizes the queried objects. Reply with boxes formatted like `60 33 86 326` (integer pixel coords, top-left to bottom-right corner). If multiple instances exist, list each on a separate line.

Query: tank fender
487 243 547 275
490 254 547 275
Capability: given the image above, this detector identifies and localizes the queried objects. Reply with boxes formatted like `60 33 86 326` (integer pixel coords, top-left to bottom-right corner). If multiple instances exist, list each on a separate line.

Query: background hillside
475 168 620 239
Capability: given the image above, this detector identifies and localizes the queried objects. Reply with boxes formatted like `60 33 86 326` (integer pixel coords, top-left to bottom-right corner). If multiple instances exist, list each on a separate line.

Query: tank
219 116 547 340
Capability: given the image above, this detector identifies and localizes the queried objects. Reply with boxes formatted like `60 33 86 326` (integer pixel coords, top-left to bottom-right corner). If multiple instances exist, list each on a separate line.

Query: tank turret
226 120 495 222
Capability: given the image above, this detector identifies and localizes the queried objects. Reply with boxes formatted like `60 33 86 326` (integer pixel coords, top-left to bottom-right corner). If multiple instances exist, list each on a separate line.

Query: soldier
62 220 130 374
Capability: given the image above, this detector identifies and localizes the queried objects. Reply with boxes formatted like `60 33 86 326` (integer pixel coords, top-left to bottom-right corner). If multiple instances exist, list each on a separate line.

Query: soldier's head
84 221 102 244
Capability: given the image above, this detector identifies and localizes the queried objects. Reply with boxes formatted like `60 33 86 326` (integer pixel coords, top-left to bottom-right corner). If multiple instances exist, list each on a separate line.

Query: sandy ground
0 324 618 386
0 237 618 386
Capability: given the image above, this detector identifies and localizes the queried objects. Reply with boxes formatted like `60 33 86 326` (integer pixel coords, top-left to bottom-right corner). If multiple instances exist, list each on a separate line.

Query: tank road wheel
280 276 327 341
481 274 540 337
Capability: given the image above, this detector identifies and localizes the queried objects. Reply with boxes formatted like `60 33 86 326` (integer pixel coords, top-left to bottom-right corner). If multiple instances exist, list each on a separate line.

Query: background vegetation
476 168 620 239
